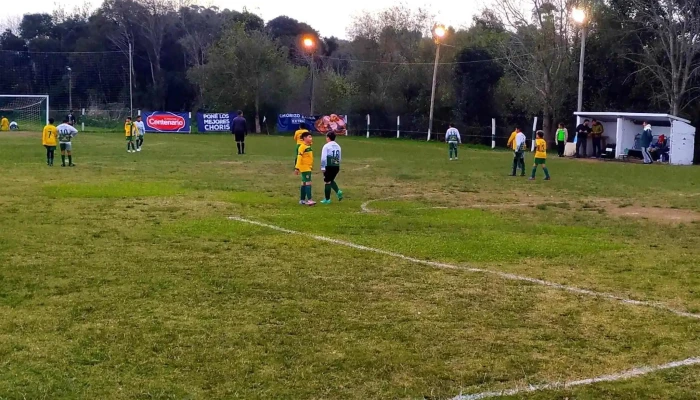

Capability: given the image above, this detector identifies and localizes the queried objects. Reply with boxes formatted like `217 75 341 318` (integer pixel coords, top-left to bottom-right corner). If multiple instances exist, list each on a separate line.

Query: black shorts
323 166 340 183
234 132 245 142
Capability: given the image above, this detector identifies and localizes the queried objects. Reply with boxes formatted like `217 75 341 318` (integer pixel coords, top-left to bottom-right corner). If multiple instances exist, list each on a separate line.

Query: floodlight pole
68 68 73 111
309 54 315 116
129 42 134 117
577 25 587 112
427 42 440 141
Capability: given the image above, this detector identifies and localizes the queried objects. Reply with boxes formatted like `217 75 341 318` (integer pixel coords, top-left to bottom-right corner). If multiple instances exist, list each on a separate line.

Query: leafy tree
189 24 299 132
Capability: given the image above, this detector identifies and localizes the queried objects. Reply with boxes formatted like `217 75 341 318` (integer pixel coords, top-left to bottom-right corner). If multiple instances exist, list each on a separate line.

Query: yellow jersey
0 118 8 131
295 143 313 172
507 130 518 150
42 124 58 146
535 138 547 159
125 122 134 137
294 129 309 145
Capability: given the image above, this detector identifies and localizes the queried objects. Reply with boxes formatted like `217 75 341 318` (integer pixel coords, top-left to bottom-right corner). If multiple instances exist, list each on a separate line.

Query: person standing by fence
555 123 567 157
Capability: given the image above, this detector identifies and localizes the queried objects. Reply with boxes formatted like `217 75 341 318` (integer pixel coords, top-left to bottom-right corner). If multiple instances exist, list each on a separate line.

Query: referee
231 110 248 154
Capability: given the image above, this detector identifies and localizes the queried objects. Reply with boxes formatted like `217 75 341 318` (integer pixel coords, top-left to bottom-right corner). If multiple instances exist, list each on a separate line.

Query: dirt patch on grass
605 204 700 224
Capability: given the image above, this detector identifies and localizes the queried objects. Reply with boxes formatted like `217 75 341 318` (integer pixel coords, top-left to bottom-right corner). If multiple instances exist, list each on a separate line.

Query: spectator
66 110 77 125
575 119 591 158
555 123 567 157
640 122 653 164
591 119 604 158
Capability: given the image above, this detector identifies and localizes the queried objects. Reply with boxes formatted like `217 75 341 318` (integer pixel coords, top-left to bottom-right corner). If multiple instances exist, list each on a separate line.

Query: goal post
0 95 50 131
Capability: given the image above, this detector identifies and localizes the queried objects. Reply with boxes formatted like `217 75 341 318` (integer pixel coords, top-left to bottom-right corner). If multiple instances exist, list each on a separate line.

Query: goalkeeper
0 116 8 131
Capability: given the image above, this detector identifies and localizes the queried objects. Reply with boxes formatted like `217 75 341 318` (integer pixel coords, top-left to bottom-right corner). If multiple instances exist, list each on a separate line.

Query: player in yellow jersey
294 131 316 206
293 122 310 165
125 117 136 153
0 116 8 131
530 130 551 181
42 118 58 166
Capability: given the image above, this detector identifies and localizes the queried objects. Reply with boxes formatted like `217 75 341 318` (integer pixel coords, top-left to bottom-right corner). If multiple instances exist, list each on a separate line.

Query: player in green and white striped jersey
320 132 343 204
445 123 462 160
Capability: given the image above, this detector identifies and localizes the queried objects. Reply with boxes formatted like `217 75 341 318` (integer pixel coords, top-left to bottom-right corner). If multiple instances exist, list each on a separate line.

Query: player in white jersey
445 123 462 160
57 119 79 167
135 115 146 151
320 131 344 204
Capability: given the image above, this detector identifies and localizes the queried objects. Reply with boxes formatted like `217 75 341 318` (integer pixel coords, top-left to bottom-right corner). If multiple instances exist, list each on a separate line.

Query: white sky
3 0 491 39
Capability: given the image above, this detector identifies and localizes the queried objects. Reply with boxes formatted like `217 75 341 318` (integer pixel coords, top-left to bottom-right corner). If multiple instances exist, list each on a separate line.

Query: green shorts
301 172 312 183
126 136 134 141
534 157 547 165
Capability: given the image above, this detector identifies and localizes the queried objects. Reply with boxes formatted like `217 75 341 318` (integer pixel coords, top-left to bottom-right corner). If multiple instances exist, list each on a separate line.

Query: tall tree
494 0 575 141
625 0 700 115
189 23 299 132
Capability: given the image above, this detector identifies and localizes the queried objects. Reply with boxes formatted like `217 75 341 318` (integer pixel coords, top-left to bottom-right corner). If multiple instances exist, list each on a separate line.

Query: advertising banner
196 112 235 132
277 113 347 135
142 111 190 133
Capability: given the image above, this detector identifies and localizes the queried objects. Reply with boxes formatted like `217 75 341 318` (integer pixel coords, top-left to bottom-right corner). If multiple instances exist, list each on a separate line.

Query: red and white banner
142 111 191 133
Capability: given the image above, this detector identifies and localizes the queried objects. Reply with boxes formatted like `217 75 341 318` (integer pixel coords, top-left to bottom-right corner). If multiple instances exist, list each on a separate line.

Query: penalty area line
227 216 700 321
452 356 700 399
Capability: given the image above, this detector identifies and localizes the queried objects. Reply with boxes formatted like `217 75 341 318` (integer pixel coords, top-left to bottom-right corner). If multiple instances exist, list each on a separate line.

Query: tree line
1 0 700 147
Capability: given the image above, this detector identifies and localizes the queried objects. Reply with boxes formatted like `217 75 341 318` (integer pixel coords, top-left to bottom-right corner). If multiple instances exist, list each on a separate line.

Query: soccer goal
0 95 49 131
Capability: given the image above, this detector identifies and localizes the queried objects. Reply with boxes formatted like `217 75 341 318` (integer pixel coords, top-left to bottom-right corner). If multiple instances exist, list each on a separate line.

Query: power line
314 47 563 66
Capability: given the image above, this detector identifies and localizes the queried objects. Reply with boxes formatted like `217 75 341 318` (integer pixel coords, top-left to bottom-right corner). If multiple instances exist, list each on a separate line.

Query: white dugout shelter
574 112 696 165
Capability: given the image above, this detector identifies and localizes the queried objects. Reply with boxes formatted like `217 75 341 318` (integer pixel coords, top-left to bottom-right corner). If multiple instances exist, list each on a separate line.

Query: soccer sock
46 148 51 164
325 184 331 200
68 155 72 165
330 181 339 193
236 143 241 154
544 167 550 179
454 147 458 158
531 166 537 178
61 154 66 165
306 185 312 200
300 186 306 201
241 143 245 153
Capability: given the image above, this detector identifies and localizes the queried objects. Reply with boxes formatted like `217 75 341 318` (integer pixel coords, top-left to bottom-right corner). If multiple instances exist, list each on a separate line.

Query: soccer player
42 118 58 166
0 116 8 131
511 128 527 176
293 122 310 164
320 131 344 204
295 131 316 206
530 130 550 181
57 119 78 167
135 115 146 151
445 123 461 160
231 110 247 155
125 117 136 153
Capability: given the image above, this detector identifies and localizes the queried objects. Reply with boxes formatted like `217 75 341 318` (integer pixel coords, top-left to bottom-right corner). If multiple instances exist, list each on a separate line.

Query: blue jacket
640 127 653 148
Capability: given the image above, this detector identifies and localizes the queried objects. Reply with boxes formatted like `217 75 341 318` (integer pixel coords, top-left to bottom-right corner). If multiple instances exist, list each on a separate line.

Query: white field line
452 356 700 400
227 216 700 321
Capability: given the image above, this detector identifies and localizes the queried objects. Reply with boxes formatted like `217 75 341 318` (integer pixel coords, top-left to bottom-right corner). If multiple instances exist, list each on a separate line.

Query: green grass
0 132 699 399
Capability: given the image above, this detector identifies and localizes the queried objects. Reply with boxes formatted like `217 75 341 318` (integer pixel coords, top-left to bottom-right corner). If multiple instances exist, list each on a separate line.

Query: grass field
1 131 699 399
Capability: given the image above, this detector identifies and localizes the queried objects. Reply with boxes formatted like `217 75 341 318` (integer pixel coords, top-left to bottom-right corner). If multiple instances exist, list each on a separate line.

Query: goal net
0 95 49 131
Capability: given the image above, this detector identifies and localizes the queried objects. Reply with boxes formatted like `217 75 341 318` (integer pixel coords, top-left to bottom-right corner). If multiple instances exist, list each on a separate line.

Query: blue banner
196 112 235 132
142 111 191 133
277 114 348 135
277 114 318 132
